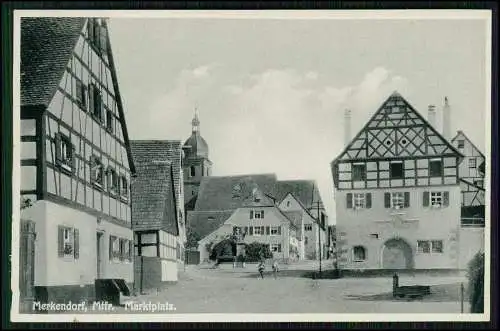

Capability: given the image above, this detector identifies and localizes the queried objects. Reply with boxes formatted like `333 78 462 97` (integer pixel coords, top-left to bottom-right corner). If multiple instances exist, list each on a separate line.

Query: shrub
467 251 484 313
245 242 272 262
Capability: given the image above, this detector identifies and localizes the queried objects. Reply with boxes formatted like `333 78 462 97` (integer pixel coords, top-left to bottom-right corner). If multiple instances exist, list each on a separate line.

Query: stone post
393 273 399 297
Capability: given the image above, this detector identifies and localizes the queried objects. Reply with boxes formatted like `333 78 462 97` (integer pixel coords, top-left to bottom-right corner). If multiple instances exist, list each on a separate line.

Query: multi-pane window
75 79 88 110
457 140 465 148
270 244 282 253
90 84 103 122
270 226 280 236
190 166 195 177
254 210 264 219
391 192 405 209
469 158 477 169
353 193 365 209
423 191 449 208
110 236 121 261
87 18 108 54
107 167 118 194
352 163 366 181
119 238 132 262
430 192 443 207
389 161 404 179
55 133 74 172
90 155 104 188
253 226 263 236
304 224 312 231
429 159 443 177
353 246 366 262
57 225 79 259
418 240 443 254
120 176 129 198
106 110 114 133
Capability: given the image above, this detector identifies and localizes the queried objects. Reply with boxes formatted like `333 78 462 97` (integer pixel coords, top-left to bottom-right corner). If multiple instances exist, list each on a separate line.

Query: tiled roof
187 210 235 241
451 130 485 159
194 174 278 211
273 180 324 210
21 17 86 107
131 162 178 235
130 140 183 209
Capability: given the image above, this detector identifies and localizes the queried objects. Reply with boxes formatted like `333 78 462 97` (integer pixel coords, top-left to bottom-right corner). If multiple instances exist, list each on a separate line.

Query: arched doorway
382 238 413 269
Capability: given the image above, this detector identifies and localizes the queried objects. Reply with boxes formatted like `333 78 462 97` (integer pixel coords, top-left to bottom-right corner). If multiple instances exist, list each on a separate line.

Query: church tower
182 109 212 210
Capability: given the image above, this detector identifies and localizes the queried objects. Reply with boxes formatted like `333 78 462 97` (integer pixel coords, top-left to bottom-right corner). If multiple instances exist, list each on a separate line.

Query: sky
107 14 489 223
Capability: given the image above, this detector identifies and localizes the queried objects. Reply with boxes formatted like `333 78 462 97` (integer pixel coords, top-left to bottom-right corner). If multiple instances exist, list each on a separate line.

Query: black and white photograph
10 9 491 323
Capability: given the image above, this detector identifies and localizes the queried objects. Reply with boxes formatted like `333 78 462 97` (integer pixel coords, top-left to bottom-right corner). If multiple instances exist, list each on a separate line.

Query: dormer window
55 133 74 173
457 140 465 148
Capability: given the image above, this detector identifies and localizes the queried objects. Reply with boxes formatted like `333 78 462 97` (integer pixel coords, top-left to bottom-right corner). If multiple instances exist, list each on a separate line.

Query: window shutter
261 226 265 234
443 191 449 207
346 193 353 209
58 226 64 257
384 193 391 208
250 210 254 219
366 193 372 209
74 229 79 259
119 239 124 261
404 192 410 208
244 226 248 235
55 134 62 163
88 84 95 113
261 210 265 218
100 25 108 54
72 145 76 172
278 226 281 235
249 227 253 235
266 226 270 235
109 236 114 260
423 191 430 207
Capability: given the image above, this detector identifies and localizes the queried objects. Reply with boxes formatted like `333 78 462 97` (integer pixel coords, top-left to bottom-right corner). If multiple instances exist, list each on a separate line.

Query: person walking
257 260 265 279
272 260 279 279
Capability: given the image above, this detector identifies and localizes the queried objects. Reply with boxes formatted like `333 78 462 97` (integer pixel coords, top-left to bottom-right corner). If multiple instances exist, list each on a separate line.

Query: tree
245 242 272 262
186 230 200 249
467 251 484 313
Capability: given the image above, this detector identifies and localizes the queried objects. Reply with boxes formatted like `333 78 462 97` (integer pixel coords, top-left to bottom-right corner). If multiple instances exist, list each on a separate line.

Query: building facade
331 92 463 270
20 17 135 304
197 206 300 262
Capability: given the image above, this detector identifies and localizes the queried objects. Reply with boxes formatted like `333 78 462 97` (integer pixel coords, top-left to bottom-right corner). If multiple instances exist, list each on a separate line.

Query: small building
130 160 180 289
188 174 328 263
331 92 463 270
19 17 135 305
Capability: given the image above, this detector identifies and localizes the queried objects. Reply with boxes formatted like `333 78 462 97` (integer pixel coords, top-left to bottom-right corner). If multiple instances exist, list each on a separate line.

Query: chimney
427 104 436 129
344 109 351 147
442 97 451 140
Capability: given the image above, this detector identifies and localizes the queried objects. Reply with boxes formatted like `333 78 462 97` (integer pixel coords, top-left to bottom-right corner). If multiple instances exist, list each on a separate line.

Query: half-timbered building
20 17 135 304
331 92 463 270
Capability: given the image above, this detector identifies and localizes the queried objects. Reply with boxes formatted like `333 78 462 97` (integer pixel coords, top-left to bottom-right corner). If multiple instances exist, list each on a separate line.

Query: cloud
135 66 409 222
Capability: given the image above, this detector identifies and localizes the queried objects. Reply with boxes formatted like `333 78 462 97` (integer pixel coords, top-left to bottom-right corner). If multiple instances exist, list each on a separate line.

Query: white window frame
389 161 404 179
431 240 444 253
353 193 366 209
107 167 118 194
253 226 263 236
430 191 443 208
63 227 75 258
352 246 366 262
57 134 73 172
469 158 477 169
120 175 129 200
270 244 281 253
254 211 263 219
391 192 405 209
417 240 443 254
429 158 442 177
122 238 132 263
270 226 280 236
91 156 104 188
111 236 121 262
417 240 430 253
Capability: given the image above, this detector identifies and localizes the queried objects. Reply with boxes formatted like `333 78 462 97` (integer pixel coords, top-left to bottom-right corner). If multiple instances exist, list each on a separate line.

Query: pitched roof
131 162 179 235
21 17 136 174
21 17 85 107
130 140 183 207
187 210 235 241
331 91 463 165
451 130 485 159
194 174 278 211
281 210 302 230
273 180 324 210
